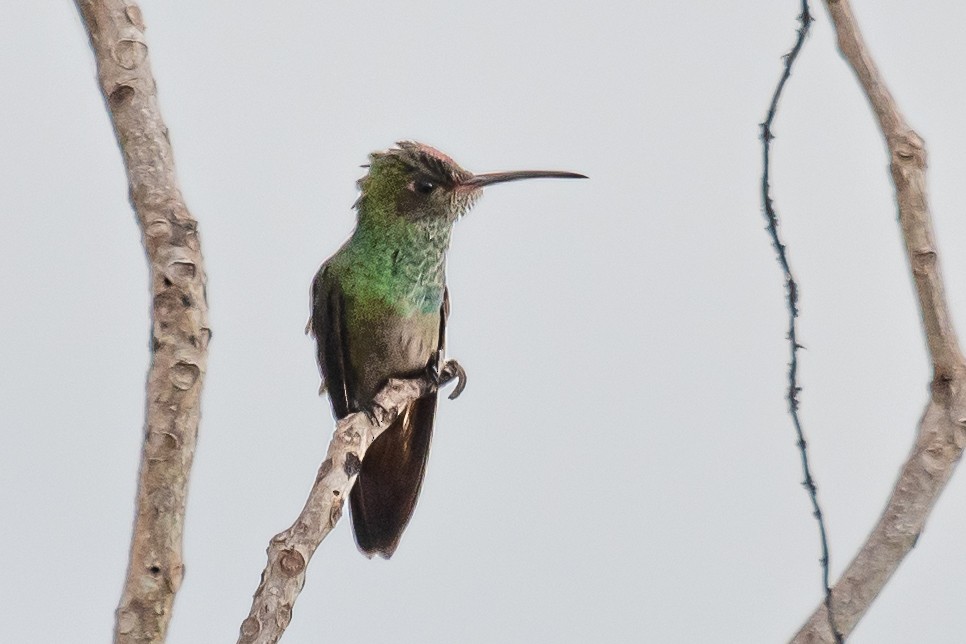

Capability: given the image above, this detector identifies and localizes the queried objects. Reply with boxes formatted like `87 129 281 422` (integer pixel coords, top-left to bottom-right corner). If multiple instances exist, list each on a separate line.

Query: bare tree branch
792 2 966 641
237 366 461 644
75 2 210 643
759 3 843 641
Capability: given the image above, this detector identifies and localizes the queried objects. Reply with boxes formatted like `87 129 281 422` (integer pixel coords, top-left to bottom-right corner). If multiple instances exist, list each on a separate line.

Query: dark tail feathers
349 393 437 558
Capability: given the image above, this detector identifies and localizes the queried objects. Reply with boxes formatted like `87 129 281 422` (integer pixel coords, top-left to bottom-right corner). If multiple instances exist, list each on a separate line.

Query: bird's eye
414 179 436 195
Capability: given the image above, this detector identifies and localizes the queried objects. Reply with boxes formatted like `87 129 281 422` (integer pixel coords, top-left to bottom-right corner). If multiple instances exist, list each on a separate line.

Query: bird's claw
436 358 467 400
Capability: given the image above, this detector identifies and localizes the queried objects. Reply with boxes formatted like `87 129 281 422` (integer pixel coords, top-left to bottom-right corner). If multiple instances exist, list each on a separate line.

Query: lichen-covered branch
792 2 966 641
238 373 455 644
74 2 210 643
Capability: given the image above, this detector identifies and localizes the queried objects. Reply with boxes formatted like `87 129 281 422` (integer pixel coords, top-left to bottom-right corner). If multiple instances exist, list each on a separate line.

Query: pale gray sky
3 1 966 642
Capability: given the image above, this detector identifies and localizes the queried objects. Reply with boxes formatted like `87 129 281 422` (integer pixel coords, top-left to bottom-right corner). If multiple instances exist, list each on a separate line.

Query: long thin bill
462 170 588 188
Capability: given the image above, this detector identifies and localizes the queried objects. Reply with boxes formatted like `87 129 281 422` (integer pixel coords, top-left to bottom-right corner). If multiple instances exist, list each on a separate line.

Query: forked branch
792 2 966 641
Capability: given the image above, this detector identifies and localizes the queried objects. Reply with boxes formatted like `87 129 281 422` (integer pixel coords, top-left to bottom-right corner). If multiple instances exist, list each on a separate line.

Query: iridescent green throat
336 207 453 317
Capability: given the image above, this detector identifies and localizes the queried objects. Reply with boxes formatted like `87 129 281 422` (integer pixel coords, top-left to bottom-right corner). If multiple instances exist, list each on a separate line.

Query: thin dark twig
759 3 843 642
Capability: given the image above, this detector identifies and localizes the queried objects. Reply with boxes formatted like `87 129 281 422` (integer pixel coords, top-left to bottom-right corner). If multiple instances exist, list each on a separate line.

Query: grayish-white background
3 2 966 642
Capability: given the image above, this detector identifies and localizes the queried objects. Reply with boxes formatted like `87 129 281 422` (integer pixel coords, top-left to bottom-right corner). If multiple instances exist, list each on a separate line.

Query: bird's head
355 141 586 225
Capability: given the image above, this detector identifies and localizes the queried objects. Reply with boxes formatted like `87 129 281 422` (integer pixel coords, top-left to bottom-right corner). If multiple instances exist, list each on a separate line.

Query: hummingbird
309 141 585 558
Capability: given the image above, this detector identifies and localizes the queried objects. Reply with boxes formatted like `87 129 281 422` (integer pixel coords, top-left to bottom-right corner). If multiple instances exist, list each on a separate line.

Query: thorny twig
759 3 843 641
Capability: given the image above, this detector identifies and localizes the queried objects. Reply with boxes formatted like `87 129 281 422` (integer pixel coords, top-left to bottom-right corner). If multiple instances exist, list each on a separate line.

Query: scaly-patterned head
354 141 586 227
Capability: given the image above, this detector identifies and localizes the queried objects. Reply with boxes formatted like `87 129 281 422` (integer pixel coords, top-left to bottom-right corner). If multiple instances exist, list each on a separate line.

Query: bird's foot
431 358 467 400
364 401 393 426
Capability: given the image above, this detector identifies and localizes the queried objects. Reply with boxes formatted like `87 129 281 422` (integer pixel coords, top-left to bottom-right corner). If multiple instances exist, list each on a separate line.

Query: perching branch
792 2 966 641
760 3 842 641
75 2 210 643
237 364 461 644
